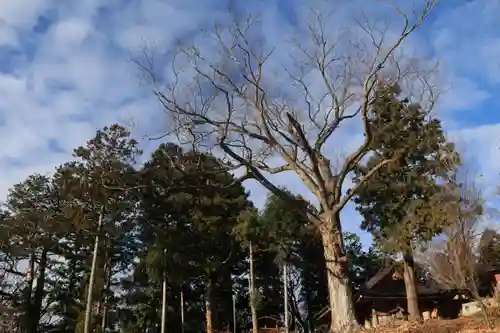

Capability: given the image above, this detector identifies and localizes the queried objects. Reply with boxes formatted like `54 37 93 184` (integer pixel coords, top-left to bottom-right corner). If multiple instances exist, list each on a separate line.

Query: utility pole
181 289 185 333
232 294 237 333
83 208 104 333
161 248 167 333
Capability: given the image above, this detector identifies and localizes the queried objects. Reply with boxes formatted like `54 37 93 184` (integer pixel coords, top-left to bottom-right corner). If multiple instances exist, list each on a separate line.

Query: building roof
359 264 450 298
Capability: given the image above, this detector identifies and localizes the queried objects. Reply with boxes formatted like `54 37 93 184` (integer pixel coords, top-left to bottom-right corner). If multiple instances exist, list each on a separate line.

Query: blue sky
0 0 499 247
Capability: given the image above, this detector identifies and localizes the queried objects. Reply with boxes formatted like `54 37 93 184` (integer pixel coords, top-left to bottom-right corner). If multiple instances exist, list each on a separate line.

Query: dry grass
362 317 498 333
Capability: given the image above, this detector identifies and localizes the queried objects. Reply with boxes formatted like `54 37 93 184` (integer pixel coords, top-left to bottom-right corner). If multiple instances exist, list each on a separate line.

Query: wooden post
161 248 167 333
180 289 185 333
371 309 378 328
233 294 237 333
249 242 258 333
83 207 104 333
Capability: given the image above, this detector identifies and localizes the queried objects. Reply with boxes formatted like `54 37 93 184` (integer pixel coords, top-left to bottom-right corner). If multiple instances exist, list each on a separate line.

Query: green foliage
477 229 500 293
248 192 386 332
119 143 253 332
344 232 388 290
478 229 500 268
0 121 416 333
352 83 460 252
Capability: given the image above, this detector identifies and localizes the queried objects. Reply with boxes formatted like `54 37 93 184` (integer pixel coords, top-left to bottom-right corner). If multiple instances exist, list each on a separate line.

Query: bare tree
423 170 491 325
142 1 438 331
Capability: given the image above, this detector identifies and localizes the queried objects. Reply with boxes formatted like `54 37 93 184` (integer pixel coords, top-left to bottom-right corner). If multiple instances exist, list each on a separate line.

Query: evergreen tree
1 174 66 333
119 143 253 333
257 191 325 332
0 118 471 333
55 124 142 333
477 229 500 294
352 83 459 321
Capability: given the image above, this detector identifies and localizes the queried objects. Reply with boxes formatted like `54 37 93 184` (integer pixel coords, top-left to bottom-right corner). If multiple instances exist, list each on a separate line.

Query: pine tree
124 143 253 333
57 124 142 333
1 174 68 333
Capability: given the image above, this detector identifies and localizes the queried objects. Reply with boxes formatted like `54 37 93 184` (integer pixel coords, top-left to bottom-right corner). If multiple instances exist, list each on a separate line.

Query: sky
0 0 499 247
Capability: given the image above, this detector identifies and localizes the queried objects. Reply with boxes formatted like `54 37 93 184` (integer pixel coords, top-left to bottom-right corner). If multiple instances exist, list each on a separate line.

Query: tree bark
402 251 422 322
20 253 36 333
100 264 111 333
283 263 289 333
304 283 313 333
248 242 258 333
205 277 214 333
302 261 315 333
28 248 49 333
320 212 358 333
62 258 78 332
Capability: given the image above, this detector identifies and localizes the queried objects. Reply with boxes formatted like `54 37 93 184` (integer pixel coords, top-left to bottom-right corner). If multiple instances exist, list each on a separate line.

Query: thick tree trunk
402 251 422 322
320 212 358 333
205 278 214 333
248 242 258 333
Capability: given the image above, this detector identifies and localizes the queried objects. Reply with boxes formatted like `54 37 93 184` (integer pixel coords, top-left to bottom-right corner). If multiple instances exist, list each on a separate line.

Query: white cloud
0 0 499 245
0 0 50 30
0 22 18 47
437 77 490 116
49 18 92 55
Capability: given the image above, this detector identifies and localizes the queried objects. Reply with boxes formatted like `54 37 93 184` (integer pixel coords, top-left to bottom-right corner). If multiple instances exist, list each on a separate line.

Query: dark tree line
0 124 386 333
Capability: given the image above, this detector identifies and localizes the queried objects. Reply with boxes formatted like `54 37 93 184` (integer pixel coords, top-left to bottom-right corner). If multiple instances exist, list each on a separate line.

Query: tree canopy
0 123 403 333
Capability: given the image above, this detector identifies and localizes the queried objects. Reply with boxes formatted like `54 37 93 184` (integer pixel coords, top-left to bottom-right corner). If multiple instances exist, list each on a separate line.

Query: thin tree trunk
161 249 167 333
402 251 422 322
96 261 106 330
302 264 314 333
100 264 111 333
283 263 289 333
320 212 358 333
232 294 237 333
469 280 491 327
28 248 49 333
20 253 36 333
205 278 214 333
248 242 258 333
63 258 78 332
180 289 185 333
83 208 104 333
304 278 313 333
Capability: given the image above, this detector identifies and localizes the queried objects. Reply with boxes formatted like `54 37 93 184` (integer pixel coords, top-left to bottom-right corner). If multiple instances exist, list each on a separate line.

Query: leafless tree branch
141 2 439 330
